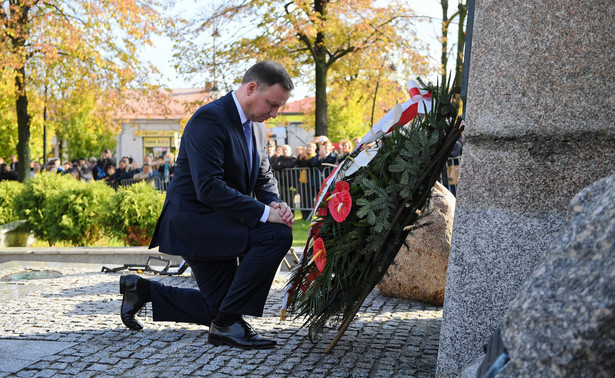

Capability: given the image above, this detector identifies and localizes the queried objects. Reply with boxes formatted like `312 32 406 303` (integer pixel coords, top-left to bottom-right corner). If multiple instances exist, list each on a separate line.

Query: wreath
282 80 464 351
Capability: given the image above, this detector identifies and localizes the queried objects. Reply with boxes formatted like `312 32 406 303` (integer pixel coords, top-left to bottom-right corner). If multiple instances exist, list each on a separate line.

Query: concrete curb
0 246 183 265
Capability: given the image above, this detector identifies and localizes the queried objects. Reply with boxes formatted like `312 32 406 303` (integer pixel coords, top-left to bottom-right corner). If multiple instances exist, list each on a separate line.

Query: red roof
117 88 215 120
117 91 314 120
281 97 314 114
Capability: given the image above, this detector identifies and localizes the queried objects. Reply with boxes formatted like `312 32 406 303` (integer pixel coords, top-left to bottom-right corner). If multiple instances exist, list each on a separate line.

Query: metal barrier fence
272 166 335 219
273 157 461 215
111 157 461 211
117 176 169 191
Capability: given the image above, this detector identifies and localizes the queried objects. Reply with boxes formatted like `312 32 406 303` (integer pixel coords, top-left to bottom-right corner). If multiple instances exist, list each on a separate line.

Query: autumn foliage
0 0 169 181
172 0 430 137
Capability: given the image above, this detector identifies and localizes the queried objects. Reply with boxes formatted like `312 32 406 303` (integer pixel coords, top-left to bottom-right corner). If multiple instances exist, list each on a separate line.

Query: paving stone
0 264 442 376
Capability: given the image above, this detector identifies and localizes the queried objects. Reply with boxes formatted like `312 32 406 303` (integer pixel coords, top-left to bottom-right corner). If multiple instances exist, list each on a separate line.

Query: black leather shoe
119 275 145 331
208 319 276 349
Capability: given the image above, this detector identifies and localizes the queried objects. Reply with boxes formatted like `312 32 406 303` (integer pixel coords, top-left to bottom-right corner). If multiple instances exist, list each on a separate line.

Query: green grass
31 235 125 247
292 217 311 248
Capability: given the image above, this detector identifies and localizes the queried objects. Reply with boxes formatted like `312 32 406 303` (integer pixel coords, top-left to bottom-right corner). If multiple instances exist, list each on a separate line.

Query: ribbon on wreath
280 80 433 320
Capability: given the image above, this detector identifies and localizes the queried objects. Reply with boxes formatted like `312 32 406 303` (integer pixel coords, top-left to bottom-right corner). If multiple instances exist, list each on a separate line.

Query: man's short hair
242 60 294 91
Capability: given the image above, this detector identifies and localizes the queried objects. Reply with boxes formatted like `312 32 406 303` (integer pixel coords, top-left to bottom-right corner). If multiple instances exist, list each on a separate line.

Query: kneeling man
118 60 295 349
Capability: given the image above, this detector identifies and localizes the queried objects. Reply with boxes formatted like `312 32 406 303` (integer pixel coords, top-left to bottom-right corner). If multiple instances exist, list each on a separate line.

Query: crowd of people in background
0 149 177 191
267 135 359 171
0 154 19 181
266 130 465 217
1 129 464 200
266 135 361 219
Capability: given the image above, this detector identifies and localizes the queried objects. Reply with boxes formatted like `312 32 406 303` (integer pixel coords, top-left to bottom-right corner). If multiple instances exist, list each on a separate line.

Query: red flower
333 180 350 194
313 237 327 272
317 206 328 217
328 190 352 223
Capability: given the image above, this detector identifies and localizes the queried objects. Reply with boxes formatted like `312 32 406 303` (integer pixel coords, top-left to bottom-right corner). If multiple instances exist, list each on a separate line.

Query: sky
139 0 461 100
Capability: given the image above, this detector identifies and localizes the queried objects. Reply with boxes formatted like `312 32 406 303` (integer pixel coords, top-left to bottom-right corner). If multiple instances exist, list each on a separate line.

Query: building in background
267 97 314 149
116 89 213 163
116 91 315 163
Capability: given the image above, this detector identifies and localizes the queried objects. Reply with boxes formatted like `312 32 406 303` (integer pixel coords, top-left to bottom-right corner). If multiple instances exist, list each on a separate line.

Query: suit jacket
149 92 280 258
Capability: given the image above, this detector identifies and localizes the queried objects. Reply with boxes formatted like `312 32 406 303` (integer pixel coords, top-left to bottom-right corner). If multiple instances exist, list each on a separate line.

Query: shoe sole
119 275 126 294
208 334 276 349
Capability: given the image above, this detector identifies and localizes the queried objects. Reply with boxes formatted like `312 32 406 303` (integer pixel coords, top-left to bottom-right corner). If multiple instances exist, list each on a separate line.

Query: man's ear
246 82 258 96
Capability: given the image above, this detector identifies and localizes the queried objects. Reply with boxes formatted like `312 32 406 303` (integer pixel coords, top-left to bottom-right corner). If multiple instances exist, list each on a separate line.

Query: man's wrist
260 205 270 223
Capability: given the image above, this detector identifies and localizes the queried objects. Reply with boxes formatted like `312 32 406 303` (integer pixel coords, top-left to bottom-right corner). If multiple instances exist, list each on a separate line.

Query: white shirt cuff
260 205 270 223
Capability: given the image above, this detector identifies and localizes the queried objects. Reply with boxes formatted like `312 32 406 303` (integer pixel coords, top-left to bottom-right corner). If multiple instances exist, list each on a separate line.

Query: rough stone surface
378 182 455 306
498 172 615 376
0 263 442 377
436 0 615 376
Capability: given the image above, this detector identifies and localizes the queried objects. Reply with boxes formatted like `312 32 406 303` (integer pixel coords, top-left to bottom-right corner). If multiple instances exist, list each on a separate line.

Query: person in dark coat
118 61 294 350
0 163 18 182
271 144 297 207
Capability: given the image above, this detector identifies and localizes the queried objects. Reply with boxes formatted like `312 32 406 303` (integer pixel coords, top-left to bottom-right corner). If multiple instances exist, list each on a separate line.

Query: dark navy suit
148 92 292 325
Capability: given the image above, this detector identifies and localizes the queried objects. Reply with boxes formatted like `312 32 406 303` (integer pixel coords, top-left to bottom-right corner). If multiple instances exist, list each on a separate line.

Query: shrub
13 173 80 245
43 180 114 246
104 182 164 246
0 180 25 225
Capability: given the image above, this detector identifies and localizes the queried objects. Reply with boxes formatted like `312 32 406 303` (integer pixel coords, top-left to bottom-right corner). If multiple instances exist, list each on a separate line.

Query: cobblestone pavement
0 263 442 377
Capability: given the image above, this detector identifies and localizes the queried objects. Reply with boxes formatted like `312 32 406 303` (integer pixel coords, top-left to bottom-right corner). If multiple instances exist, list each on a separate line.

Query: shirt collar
231 90 248 125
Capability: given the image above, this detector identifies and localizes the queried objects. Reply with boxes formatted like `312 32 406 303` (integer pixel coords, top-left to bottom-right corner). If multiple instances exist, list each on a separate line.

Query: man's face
244 83 290 123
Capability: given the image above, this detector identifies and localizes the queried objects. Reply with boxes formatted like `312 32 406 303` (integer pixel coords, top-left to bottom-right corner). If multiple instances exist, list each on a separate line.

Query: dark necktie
243 120 253 172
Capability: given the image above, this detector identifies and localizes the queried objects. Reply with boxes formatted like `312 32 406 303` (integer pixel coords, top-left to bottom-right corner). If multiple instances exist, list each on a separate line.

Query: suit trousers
149 221 292 326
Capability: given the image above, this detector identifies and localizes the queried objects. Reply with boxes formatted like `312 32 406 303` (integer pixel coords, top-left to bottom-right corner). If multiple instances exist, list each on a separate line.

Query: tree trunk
314 60 328 137
9 2 32 183
441 0 449 85
313 0 329 137
454 2 468 91
15 66 31 183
